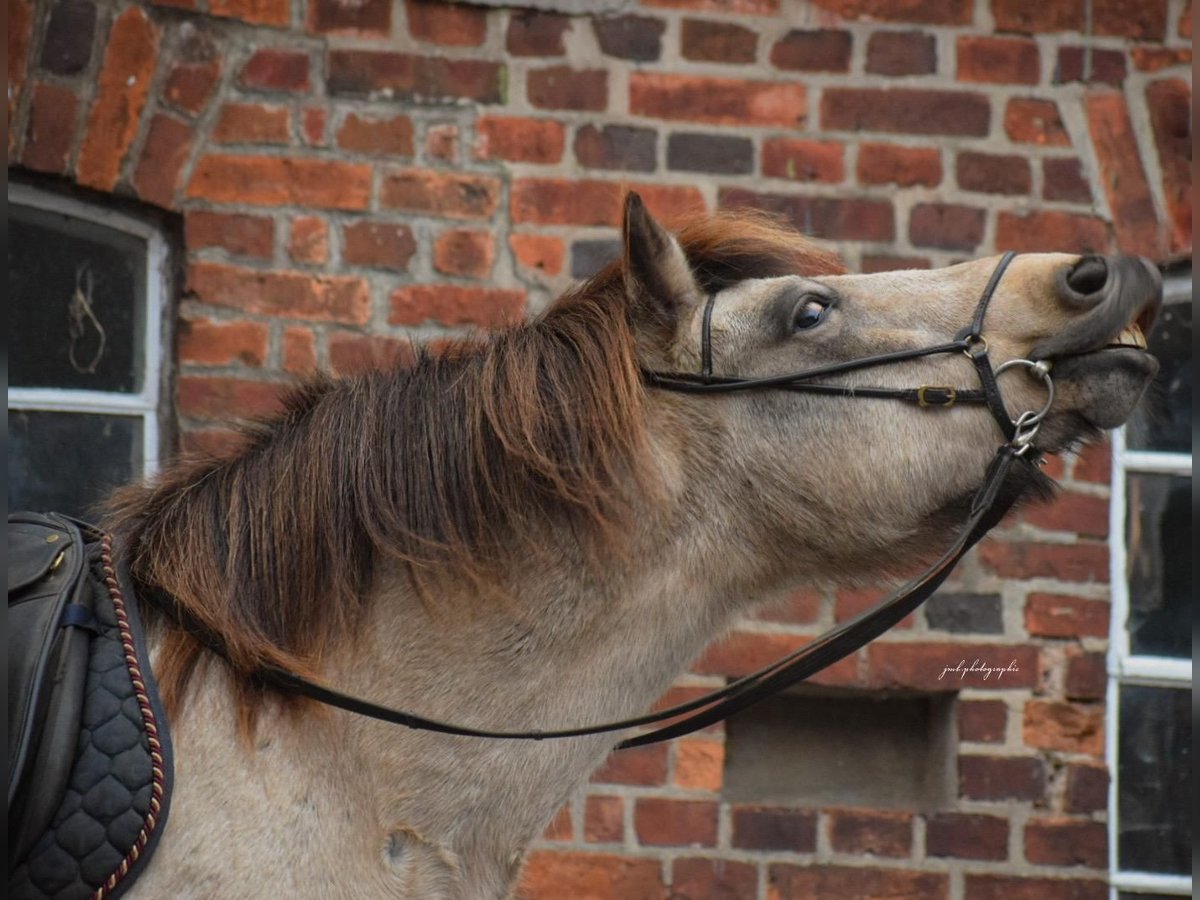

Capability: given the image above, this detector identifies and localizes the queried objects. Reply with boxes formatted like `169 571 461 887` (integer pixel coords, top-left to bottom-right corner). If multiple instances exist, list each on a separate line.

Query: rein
147 252 1053 748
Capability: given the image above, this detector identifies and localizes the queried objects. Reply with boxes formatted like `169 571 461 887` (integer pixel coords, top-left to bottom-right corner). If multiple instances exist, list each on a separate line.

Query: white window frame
1105 267 1192 899
7 182 171 480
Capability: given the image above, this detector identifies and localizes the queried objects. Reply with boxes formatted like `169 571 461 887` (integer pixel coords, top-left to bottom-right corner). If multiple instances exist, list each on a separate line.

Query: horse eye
792 297 828 331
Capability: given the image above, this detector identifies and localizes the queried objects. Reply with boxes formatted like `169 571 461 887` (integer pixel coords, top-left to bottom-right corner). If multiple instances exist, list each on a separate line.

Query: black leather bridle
150 252 1053 748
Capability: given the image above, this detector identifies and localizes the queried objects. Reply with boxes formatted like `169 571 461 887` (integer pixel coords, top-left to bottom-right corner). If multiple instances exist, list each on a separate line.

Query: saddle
8 512 173 900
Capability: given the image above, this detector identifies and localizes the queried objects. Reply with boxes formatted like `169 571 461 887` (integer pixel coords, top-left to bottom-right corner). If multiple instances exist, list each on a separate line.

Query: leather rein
151 252 1053 749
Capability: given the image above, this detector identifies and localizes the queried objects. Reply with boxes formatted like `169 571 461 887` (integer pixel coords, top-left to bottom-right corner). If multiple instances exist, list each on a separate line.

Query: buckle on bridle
917 385 957 407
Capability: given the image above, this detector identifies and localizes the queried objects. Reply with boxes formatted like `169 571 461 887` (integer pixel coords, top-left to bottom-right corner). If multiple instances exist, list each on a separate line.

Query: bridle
148 252 1054 748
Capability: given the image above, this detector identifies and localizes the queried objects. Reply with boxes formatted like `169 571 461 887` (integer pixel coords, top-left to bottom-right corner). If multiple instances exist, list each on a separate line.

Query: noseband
148 254 1054 749
644 250 1053 453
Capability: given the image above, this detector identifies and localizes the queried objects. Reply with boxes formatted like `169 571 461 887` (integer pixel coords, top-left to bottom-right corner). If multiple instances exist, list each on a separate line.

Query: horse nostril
1063 255 1109 299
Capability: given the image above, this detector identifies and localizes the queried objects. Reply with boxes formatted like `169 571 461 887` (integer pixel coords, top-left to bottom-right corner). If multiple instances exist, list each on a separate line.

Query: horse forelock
103 210 845 726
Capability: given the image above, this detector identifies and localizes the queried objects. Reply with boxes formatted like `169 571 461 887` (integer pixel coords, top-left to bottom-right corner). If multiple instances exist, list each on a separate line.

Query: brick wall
8 0 1191 897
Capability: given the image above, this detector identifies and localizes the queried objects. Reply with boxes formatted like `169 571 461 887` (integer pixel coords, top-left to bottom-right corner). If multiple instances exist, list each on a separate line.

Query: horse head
621 192 1160 583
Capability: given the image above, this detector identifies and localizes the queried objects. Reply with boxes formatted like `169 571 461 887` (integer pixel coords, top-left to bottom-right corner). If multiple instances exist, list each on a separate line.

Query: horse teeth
1115 324 1147 348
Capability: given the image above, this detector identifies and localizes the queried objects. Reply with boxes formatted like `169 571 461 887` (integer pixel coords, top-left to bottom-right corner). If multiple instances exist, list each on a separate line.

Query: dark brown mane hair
105 209 845 721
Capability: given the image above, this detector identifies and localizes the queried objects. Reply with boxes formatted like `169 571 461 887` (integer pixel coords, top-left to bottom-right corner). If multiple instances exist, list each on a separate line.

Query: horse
97 194 1158 898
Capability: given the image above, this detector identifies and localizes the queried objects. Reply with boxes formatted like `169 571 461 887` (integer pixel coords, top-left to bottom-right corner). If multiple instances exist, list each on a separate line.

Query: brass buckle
917 385 957 408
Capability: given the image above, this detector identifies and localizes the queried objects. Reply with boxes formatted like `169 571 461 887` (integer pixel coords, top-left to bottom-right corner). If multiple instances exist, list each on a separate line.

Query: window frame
1105 265 1192 899
7 182 172 483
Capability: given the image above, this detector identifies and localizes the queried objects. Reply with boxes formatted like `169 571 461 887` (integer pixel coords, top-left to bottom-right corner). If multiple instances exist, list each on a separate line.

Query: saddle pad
9 535 174 900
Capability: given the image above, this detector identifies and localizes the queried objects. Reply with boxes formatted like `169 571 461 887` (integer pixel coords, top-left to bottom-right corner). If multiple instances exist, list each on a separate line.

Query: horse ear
622 192 701 333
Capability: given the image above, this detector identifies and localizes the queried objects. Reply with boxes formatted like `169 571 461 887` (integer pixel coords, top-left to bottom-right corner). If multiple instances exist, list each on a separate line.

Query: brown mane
105 210 845 720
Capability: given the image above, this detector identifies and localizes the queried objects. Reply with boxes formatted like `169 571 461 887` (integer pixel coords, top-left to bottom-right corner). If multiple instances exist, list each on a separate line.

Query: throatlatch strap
699 293 717 378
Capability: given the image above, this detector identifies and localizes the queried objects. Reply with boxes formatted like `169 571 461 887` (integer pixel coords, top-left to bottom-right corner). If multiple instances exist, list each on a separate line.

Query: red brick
835 586 915 628
8 0 33 142
1131 46 1192 72
857 143 941 187
910 203 985 251
959 754 1046 801
762 139 843 183
583 795 623 843
574 125 656 172
593 15 665 62
631 73 805 128
959 699 1007 742
1180 0 1192 36
405 0 486 46
210 0 289 27
1004 98 1070 146
807 0 969 22
289 216 328 264
829 810 911 858
188 155 372 210
869 642 1037 691
1063 762 1109 813
769 865 948 899
1089 91 1161 256
732 806 816 851
519 851 665 900
509 234 564 277
133 110 192 201
434 229 494 279
926 813 1008 860
1094 0 1169 39
979 540 1108 582
958 36 1040 84
381 169 500 220
757 588 822 625
671 858 757 900
681 19 758 63
302 107 327 146
511 179 621 226
1072 441 1111 483
334 113 414 158
696 631 858 686
1025 593 1107 639
1043 158 1092 203
342 221 416 272
164 59 220 120
770 29 851 72
77 7 159 191
473 116 565 164
540 803 572 842
673 739 724 792
308 0 389 34
179 317 269 367
389 285 524 328
634 799 717 847
1024 700 1104 755
643 0 778 12
187 262 370 324
425 123 457 161
995 211 1110 254
720 188 893 243
957 151 1031 195
992 0 1084 32
328 332 416 376
40 0 95 76
822 88 989 136
591 744 668 786
866 30 936 75
1065 651 1106 701
965 874 1105 900
240 49 309 93
528 66 607 112
179 428 245 457
21 82 78 174
1025 491 1109 537
326 50 503 104
1055 46 1127 87
282 326 317 374
1146 79 1192 252
861 255 931 273
186 211 274 260
213 103 290 145
178 375 284 420
506 11 569 56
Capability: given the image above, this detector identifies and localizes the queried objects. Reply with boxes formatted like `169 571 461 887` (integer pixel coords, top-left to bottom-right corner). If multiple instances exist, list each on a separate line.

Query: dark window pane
1126 473 1192 658
1117 685 1191 875
1127 297 1191 453
10 203 146 393
8 410 142 519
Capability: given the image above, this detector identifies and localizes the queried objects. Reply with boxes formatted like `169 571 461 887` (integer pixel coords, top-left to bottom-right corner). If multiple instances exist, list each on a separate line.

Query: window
8 183 172 519
1107 261 1191 898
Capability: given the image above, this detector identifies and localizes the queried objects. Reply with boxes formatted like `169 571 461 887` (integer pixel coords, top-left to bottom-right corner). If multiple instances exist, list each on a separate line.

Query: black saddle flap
7 512 95 866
